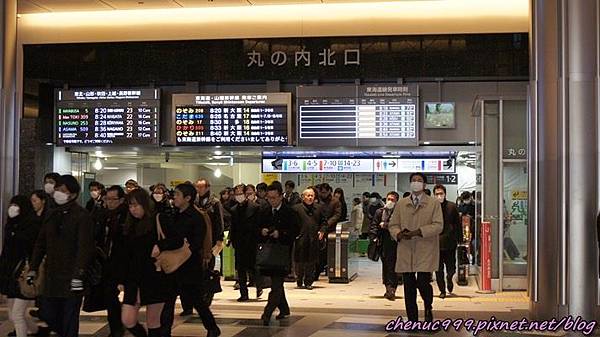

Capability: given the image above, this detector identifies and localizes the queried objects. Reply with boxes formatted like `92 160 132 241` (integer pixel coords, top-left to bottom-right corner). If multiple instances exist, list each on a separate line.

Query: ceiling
17 0 400 14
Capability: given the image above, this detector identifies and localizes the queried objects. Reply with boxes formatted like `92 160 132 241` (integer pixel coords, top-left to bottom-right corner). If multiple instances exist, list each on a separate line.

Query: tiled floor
1 259 591 337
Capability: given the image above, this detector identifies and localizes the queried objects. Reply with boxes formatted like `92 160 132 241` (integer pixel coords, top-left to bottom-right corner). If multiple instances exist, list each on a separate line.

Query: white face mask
410 181 424 193
7 205 20 218
44 183 55 195
235 195 246 203
53 191 70 205
369 198 377 204
153 193 164 202
90 190 100 199
385 200 396 209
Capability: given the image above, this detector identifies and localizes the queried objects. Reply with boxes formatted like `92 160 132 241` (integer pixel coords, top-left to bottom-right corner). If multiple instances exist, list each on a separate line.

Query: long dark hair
8 195 34 222
334 188 348 221
124 188 155 236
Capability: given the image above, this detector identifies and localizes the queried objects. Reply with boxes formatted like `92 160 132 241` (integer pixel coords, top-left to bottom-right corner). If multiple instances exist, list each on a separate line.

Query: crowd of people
0 172 476 336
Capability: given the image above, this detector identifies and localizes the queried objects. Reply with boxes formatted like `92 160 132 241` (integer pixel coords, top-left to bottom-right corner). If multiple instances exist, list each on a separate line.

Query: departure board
297 84 419 146
172 93 291 146
55 89 160 146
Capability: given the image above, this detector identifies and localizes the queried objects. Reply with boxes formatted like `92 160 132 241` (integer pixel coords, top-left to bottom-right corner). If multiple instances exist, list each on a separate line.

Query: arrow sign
388 161 397 167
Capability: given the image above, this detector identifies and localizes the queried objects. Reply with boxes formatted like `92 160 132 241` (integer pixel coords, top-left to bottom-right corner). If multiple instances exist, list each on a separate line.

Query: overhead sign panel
172 93 291 146
297 84 418 147
55 88 160 146
262 157 454 173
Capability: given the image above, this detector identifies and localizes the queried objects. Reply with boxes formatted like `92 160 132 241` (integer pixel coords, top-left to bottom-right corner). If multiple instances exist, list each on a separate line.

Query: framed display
424 102 455 129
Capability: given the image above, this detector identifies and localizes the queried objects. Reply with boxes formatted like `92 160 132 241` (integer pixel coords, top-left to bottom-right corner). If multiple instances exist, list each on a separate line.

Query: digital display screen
172 93 291 146
55 89 160 146
297 84 419 147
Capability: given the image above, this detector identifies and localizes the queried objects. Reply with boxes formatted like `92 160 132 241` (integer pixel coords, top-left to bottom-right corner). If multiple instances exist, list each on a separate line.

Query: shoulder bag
154 214 192 274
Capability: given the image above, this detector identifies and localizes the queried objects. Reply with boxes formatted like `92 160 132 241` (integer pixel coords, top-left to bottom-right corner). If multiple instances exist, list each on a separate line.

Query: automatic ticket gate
327 222 359 283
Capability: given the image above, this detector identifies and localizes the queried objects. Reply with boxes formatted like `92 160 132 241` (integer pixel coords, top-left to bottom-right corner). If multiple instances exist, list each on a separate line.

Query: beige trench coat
388 194 443 273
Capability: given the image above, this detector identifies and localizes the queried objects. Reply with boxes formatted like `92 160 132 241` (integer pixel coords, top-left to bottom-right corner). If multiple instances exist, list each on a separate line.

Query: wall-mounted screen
424 102 455 129
297 84 419 147
172 93 291 146
55 89 160 146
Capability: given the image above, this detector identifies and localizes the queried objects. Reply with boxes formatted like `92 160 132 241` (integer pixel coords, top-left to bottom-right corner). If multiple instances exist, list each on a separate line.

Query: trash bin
327 222 358 283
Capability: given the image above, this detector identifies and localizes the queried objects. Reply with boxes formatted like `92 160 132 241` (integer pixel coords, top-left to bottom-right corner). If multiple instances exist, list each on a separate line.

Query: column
529 0 599 320
0 0 17 235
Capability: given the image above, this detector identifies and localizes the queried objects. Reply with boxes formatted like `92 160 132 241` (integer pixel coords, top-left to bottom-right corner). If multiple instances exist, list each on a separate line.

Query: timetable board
172 93 291 146
297 84 419 147
55 89 160 146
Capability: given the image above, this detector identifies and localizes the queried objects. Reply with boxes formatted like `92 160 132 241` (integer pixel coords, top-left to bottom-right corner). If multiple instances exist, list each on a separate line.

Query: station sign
297 84 418 147
172 93 291 146
55 88 160 146
263 157 454 173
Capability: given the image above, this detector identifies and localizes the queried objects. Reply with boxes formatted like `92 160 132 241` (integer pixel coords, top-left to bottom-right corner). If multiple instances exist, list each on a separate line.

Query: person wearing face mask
0 195 47 337
433 185 461 299
28 175 95 337
388 173 443 325
151 183 174 216
229 184 263 301
369 191 401 301
293 188 325 290
42 172 61 209
86 181 105 212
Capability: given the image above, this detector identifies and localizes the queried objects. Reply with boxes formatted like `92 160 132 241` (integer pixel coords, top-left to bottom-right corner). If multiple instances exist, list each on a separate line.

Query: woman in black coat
292 189 325 290
119 188 179 337
0 194 41 337
258 182 299 326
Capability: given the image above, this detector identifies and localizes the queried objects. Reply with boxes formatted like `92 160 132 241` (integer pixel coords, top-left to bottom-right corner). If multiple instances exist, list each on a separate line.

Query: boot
237 287 249 302
206 326 221 337
147 327 161 337
384 285 393 301
389 286 396 301
447 276 454 294
127 323 148 337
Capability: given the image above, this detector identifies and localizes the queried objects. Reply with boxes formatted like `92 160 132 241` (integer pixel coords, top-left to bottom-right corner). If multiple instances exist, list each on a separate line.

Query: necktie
412 197 419 207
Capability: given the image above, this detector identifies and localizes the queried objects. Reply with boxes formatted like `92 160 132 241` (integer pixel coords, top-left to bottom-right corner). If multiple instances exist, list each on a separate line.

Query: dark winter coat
320 197 342 233
369 207 397 258
0 213 42 299
293 203 324 264
230 201 261 270
196 193 225 243
283 192 301 206
258 203 300 276
120 212 178 305
439 200 462 251
100 203 129 282
170 205 210 286
30 201 95 298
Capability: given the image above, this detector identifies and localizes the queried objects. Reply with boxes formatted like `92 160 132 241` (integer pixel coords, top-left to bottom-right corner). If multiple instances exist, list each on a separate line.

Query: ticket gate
327 222 359 283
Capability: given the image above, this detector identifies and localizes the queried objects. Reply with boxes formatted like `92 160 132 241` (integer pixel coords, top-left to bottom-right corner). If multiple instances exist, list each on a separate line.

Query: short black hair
433 184 447 194
56 174 81 194
234 184 246 193
256 183 268 192
267 181 283 195
319 183 333 192
362 192 371 198
176 183 197 203
89 181 105 190
196 178 210 187
353 197 361 204
285 180 295 189
44 172 60 182
370 192 382 199
402 192 411 198
106 185 125 199
409 172 427 184
386 191 400 200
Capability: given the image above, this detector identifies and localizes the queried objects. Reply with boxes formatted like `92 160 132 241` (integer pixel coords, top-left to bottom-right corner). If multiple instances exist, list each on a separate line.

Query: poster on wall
424 102 455 129
354 173 375 187
336 173 353 185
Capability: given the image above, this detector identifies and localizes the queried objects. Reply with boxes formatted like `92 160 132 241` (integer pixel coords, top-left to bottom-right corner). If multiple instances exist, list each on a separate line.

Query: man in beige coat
389 173 443 323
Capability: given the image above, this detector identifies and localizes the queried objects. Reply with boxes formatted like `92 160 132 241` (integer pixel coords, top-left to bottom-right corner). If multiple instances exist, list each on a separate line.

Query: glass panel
502 162 528 275
502 100 527 159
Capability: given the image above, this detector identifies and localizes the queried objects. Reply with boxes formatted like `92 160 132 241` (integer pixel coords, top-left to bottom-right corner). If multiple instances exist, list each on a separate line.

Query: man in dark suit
433 184 461 298
258 182 299 325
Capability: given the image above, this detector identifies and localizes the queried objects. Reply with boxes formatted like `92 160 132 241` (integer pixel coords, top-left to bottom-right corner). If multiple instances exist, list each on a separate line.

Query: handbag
256 242 290 272
203 269 222 294
18 258 46 299
154 214 192 274
367 238 382 262
85 247 107 287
